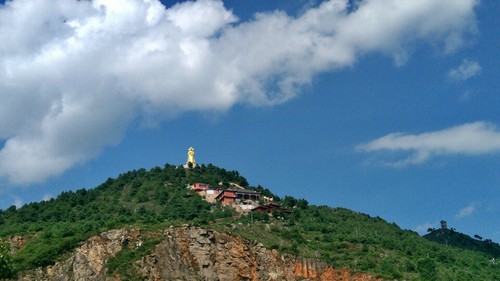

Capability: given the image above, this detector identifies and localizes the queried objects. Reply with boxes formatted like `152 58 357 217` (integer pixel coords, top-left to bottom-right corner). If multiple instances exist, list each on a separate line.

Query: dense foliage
0 163 498 280
0 164 248 273
424 228 500 258
0 241 14 279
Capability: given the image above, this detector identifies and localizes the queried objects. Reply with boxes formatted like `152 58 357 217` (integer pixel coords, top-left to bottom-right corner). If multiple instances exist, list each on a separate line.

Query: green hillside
424 228 500 258
0 164 498 280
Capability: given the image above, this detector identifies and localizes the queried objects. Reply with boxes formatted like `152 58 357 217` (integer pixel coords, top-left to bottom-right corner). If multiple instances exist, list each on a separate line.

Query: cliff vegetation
0 164 498 280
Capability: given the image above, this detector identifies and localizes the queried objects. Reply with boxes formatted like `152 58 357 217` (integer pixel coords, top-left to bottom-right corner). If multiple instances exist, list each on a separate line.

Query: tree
0 241 14 279
282 196 298 208
417 258 437 281
297 199 309 209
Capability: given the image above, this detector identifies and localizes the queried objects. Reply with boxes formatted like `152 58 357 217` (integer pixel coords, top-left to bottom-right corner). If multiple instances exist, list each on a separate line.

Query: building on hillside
185 176 263 212
187 183 222 203
237 199 259 212
204 189 221 203
262 196 274 202
190 183 211 192
215 189 260 205
252 202 289 214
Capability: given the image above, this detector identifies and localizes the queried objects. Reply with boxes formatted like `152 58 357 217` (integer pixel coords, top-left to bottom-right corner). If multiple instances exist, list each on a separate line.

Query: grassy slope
0 164 498 280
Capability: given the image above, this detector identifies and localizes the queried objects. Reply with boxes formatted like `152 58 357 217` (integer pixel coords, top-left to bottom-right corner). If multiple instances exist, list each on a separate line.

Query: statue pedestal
183 163 197 169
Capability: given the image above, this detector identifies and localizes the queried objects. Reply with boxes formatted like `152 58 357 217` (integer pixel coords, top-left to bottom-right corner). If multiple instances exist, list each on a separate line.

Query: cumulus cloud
357 122 500 167
448 59 481 81
0 0 478 184
456 202 478 219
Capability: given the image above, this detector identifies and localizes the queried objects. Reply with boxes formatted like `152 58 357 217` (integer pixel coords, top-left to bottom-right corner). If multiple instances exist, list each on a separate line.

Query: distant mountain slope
0 163 499 280
424 228 500 258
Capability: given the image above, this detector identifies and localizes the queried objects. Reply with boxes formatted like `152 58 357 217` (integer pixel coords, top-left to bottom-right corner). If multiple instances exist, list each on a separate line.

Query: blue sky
0 0 499 242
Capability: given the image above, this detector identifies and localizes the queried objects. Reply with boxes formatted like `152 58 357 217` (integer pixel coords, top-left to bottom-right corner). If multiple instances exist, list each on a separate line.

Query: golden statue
186 147 196 167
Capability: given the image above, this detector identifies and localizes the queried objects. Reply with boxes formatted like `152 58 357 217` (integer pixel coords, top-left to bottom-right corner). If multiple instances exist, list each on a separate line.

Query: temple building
182 147 284 214
215 189 260 205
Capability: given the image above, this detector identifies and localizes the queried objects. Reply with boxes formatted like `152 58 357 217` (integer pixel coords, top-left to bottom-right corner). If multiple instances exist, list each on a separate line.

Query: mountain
424 228 500 258
0 164 499 280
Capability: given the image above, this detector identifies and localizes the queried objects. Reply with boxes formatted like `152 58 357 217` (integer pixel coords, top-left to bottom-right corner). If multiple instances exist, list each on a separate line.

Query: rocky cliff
19 226 382 281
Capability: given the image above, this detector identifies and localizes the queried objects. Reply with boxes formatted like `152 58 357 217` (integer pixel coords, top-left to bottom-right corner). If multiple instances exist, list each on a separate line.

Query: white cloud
448 59 481 81
0 0 478 184
357 122 500 167
456 202 478 219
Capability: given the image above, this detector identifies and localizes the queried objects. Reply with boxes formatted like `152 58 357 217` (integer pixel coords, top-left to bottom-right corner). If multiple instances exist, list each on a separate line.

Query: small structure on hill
187 183 222 203
191 183 210 192
204 189 221 203
441 220 448 229
252 202 289 214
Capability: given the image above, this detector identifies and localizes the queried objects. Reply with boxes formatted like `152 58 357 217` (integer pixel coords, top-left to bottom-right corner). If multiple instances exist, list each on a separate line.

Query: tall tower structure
185 147 196 168
440 220 447 229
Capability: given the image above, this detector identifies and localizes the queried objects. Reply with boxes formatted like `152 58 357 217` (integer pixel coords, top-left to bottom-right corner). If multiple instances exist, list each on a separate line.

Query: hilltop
0 164 499 280
424 227 500 258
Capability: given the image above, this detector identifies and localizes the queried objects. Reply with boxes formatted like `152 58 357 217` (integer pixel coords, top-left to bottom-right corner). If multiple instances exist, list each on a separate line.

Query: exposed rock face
19 227 382 281
20 229 140 281
6 235 29 254
138 226 381 281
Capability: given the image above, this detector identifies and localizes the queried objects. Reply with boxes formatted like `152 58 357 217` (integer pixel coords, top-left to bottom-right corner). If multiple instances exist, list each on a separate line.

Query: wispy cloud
357 122 500 167
458 90 474 102
0 0 478 184
456 202 478 219
415 222 438 234
448 59 481 81
13 196 23 208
